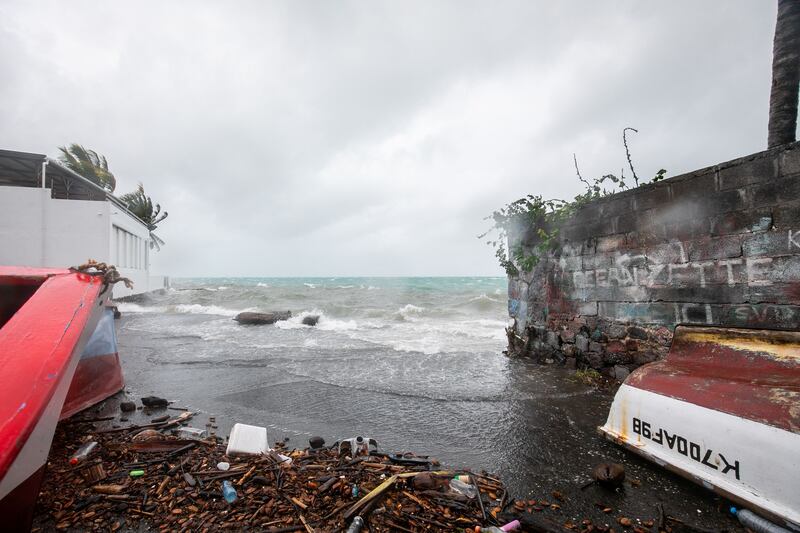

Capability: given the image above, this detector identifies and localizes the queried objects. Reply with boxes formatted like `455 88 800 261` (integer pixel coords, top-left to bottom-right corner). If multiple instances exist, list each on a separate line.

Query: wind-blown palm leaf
57 143 117 192
119 183 168 249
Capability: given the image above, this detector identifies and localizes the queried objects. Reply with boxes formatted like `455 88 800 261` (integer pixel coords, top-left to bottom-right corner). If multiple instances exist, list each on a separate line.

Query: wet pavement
115 313 742 529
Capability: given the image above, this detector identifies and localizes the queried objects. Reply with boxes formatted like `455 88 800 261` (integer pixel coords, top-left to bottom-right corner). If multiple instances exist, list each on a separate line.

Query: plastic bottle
346 516 364 533
478 520 521 532
69 441 99 465
449 478 477 499
351 484 359 498
731 507 790 533
222 480 237 504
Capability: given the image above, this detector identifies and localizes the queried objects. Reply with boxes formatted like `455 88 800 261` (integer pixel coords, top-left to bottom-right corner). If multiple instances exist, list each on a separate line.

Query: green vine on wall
481 128 667 277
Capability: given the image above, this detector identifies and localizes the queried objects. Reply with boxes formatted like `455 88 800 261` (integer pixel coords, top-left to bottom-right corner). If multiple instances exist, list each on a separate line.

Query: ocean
114 276 720 519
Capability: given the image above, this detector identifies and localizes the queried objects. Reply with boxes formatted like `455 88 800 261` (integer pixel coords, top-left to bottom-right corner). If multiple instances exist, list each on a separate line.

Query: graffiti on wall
572 256 773 289
790 230 800 250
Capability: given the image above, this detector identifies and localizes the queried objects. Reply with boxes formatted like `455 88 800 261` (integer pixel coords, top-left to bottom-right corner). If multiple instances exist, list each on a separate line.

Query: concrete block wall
507 142 800 375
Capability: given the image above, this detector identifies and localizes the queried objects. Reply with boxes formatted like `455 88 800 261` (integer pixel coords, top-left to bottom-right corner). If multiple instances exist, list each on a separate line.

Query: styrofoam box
226 423 268 456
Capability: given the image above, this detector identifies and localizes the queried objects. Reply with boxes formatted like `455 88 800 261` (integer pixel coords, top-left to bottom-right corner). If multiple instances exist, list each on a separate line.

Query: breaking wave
117 277 508 355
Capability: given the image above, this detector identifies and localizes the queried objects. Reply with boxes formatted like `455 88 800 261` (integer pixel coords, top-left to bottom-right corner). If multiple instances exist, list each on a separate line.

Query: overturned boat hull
61 307 124 420
0 267 120 531
599 326 800 529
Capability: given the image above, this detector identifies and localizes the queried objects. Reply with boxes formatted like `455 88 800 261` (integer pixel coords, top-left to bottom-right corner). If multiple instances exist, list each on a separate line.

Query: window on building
113 225 147 270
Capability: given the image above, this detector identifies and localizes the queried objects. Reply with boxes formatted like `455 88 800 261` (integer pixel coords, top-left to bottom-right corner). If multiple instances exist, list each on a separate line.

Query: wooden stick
472 475 487 522
290 497 307 510
156 475 170 496
238 465 257 485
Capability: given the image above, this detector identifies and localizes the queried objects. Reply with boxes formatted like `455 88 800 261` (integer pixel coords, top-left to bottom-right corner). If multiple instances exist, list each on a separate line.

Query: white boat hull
600 384 800 529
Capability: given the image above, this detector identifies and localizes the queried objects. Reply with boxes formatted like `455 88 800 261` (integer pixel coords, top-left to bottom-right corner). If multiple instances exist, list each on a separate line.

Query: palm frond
56 143 116 192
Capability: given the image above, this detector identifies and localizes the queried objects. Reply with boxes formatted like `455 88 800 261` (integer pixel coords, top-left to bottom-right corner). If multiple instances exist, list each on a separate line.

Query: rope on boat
70 259 133 293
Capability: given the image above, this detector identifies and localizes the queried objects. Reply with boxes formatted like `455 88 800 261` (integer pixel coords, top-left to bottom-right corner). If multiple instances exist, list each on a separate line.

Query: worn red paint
627 326 800 434
0 266 106 526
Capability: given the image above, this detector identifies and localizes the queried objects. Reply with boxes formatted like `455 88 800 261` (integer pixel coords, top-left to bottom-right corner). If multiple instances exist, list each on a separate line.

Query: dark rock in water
302 315 320 327
141 396 169 408
234 311 291 325
112 306 122 319
309 436 325 449
593 462 625 488
120 401 136 412
151 415 169 423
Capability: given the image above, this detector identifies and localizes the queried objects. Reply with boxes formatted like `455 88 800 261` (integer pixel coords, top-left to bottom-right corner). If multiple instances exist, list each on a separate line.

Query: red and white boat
0 266 124 531
599 326 800 529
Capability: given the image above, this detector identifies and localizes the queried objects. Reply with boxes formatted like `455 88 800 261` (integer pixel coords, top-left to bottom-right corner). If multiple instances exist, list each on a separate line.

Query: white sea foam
117 302 165 313
470 293 501 303
276 310 358 331
256 282 270 287
396 304 425 321
304 283 317 289
174 304 251 317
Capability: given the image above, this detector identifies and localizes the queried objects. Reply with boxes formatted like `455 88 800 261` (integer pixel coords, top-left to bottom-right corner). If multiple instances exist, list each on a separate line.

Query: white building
0 149 168 298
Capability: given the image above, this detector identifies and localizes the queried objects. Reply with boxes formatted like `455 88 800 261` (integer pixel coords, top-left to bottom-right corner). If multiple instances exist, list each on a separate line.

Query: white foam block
226 423 268 456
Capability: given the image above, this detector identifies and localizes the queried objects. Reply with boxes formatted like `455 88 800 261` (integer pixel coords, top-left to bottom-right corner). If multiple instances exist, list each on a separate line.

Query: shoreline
32 389 743 531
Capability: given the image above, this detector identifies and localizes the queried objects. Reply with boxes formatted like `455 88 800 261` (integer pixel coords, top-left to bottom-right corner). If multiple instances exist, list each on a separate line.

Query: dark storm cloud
0 1 777 276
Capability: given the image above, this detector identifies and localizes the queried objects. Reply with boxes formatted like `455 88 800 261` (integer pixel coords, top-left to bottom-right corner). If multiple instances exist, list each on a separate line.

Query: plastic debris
222 480 237 504
226 422 268 456
69 441 98 465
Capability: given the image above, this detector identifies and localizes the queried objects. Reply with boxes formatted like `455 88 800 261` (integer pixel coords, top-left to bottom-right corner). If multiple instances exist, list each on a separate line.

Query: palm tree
119 183 169 249
57 144 117 192
768 0 800 148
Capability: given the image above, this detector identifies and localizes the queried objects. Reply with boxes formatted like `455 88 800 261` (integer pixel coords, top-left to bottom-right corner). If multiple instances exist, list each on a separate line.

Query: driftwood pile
34 412 521 532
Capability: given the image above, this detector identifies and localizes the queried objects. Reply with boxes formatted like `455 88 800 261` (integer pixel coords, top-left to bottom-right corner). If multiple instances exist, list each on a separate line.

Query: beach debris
226 423 269 456
140 396 169 408
119 401 136 412
174 426 206 440
69 441 99 465
216 461 231 471
35 416 518 532
131 429 164 442
234 311 292 325
302 314 320 326
83 463 107 483
338 436 377 456
346 515 365 533
593 463 626 488
221 480 238 503
480 519 521 532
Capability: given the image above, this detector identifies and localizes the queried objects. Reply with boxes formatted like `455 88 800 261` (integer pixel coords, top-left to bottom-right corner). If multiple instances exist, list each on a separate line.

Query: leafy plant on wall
481 128 666 276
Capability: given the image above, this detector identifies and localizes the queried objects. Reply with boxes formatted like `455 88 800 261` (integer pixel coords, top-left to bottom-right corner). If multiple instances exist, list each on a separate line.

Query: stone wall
507 142 800 377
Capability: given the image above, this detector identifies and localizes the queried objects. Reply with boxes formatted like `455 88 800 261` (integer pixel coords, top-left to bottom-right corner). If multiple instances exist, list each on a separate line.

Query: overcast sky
0 1 780 277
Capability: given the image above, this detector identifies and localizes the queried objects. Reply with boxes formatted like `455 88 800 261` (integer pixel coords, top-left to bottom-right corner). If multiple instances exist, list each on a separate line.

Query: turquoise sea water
119 276 510 356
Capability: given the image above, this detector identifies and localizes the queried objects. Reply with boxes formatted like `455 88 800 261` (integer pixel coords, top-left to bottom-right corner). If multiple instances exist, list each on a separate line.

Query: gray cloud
0 1 779 276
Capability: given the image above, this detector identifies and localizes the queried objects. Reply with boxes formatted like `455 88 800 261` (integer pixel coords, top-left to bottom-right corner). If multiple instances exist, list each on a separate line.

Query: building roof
0 148 149 228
